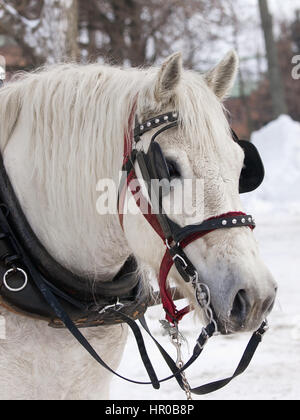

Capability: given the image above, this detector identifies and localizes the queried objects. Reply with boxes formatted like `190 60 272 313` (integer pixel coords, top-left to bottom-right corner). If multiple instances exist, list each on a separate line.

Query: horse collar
0 153 149 327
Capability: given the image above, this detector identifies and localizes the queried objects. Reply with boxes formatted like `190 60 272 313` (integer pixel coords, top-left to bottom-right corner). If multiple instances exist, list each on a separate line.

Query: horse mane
0 62 231 169
0 62 232 278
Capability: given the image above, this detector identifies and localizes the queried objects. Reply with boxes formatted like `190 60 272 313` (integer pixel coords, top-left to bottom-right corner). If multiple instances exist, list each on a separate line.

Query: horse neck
2 67 141 281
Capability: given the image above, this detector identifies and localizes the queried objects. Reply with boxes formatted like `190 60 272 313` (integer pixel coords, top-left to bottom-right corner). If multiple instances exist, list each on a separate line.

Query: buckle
172 254 188 269
255 320 269 338
98 297 124 314
196 327 210 350
165 239 189 271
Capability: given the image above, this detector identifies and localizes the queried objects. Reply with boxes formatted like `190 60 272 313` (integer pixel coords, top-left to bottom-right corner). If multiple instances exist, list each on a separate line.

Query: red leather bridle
118 103 255 327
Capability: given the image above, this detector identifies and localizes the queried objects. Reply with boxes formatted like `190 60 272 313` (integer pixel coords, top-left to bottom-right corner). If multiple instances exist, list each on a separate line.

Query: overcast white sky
267 0 299 19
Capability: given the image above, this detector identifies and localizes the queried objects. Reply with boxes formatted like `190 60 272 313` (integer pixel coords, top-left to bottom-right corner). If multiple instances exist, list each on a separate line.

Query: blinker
237 140 265 194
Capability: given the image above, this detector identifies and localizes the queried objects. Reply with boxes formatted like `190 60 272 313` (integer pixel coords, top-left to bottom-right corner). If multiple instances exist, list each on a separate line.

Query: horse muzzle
210 278 277 334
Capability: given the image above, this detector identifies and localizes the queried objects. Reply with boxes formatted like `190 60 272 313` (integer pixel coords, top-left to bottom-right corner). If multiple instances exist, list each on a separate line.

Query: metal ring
190 270 199 284
3 267 28 292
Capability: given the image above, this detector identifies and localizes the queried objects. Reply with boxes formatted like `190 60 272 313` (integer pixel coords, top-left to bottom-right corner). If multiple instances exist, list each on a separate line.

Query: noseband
118 108 255 327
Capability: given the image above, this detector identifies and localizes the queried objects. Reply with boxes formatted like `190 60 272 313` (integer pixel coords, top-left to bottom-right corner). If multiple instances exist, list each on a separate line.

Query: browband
134 111 178 140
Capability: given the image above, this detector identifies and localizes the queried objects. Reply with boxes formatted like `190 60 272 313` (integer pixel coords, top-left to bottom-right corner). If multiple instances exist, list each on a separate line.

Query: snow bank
241 115 300 219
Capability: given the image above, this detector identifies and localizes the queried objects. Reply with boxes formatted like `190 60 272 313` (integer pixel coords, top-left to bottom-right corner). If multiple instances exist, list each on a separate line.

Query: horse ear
154 52 182 103
204 50 239 100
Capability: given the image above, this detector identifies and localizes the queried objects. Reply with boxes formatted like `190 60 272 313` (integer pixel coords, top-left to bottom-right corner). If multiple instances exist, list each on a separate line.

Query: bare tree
79 0 229 67
291 9 300 53
0 0 79 66
225 0 254 135
258 0 288 118
0 0 232 69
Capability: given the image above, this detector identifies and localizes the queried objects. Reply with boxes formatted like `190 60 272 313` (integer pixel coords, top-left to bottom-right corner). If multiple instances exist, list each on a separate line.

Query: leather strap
139 315 268 395
0 153 140 301
0 203 150 327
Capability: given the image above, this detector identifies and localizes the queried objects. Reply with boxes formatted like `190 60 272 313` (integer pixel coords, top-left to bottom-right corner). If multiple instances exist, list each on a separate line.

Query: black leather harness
0 153 150 327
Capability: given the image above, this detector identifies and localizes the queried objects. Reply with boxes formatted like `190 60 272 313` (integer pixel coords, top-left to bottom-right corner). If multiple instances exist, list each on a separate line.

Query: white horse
0 51 276 400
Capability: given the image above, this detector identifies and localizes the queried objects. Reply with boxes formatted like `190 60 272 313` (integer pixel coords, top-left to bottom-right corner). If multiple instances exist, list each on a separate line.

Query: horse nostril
230 289 249 326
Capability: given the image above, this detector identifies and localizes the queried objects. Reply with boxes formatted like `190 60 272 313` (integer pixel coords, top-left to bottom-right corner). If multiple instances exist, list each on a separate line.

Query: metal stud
172 112 178 118
155 118 160 124
222 220 227 226
248 217 252 223
146 122 151 127
163 115 169 121
241 218 246 224
232 219 237 225
140 125 144 131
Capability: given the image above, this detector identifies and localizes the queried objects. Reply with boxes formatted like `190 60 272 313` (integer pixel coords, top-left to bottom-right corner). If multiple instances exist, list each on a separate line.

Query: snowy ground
110 216 300 400
110 116 300 401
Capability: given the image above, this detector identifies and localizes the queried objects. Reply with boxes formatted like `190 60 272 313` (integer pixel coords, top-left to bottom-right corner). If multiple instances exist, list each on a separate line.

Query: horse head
122 51 277 334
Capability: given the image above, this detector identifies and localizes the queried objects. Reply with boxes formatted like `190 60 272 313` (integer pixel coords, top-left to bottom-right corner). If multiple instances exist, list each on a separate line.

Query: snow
242 115 300 217
110 115 300 401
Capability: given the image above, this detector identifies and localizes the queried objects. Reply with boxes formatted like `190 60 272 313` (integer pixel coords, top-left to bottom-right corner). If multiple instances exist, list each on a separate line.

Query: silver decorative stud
140 125 144 131
222 220 227 226
172 112 178 118
163 115 169 121
248 217 252 223
146 121 151 127
155 118 160 124
241 218 246 224
232 219 237 225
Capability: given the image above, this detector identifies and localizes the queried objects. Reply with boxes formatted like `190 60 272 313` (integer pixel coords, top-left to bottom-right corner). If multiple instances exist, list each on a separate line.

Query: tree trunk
34 0 79 64
258 0 288 118
238 68 253 136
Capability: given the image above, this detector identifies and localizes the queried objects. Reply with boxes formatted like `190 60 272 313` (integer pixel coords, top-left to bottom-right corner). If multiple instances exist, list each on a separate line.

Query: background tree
0 0 299 136
78 0 229 67
291 9 300 53
0 0 230 68
258 0 288 118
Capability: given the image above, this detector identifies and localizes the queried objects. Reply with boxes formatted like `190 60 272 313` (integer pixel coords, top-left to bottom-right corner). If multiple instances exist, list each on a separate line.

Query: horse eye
166 160 181 179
